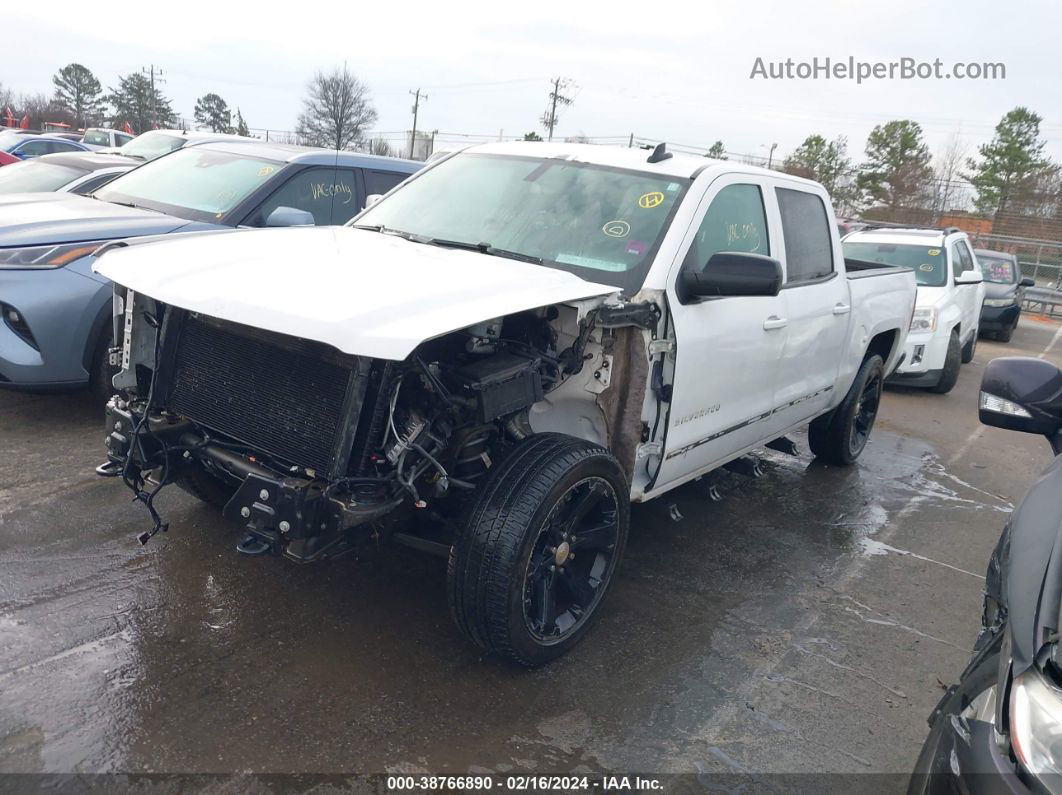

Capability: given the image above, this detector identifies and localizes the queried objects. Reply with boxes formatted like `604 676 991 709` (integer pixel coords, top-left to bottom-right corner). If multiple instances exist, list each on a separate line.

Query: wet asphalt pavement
1 317 1061 780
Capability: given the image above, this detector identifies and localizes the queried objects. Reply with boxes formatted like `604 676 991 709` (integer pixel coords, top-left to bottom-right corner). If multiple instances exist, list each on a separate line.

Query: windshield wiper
106 200 162 213
423 238 542 265
351 223 416 241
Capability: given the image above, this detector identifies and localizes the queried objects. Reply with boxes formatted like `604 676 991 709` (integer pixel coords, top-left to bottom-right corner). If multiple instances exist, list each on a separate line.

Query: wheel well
81 299 113 375
864 329 897 364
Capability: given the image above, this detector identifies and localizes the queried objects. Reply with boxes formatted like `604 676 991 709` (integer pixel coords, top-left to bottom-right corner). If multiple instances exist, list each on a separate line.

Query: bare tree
368 136 393 157
931 132 969 216
296 66 377 151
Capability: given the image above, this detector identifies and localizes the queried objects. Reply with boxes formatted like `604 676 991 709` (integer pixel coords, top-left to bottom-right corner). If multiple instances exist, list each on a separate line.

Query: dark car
976 248 1036 342
0 152 136 195
909 357 1062 794
0 141 422 399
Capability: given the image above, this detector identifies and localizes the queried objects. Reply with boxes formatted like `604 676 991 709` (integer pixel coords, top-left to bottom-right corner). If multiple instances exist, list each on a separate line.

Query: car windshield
94 147 284 223
353 152 689 292
117 132 187 161
978 254 1017 284
843 240 947 287
82 129 112 146
0 160 85 193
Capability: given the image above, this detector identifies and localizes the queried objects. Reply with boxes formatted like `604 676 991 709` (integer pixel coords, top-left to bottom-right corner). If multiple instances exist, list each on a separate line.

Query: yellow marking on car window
928 248 940 256
602 220 630 238
638 192 664 209
258 166 275 177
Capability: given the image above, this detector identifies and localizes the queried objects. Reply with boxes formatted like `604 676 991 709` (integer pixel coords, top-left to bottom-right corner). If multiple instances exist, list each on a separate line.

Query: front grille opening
164 313 356 475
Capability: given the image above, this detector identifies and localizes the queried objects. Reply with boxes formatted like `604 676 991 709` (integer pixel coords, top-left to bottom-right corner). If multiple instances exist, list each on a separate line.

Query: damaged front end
101 285 652 561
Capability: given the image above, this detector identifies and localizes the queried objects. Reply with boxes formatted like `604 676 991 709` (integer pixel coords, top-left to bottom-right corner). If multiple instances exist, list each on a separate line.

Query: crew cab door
654 175 788 485
770 182 851 426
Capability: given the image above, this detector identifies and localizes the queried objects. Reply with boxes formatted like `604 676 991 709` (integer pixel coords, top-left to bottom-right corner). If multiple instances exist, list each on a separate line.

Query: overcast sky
6 0 1061 165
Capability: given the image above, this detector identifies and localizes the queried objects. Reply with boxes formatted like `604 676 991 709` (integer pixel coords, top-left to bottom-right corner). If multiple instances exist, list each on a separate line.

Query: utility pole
409 89 427 159
141 65 165 130
767 142 778 170
543 77 574 142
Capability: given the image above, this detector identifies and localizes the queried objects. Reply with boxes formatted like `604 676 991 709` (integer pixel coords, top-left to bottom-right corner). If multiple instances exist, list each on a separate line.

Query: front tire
447 433 629 667
808 354 884 466
174 465 238 508
929 331 961 394
88 330 118 406
961 329 977 363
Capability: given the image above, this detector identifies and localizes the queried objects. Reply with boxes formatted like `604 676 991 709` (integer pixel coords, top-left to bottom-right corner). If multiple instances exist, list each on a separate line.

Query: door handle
763 315 788 330
833 303 852 315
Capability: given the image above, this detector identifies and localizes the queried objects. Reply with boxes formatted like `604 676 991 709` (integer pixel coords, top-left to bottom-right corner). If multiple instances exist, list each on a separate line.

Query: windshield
82 129 112 146
354 152 689 292
843 240 947 287
117 132 186 161
94 147 285 223
0 160 85 193
978 254 1017 284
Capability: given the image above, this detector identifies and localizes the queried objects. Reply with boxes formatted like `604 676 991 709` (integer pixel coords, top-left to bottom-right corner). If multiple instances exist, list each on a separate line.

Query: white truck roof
465 141 812 185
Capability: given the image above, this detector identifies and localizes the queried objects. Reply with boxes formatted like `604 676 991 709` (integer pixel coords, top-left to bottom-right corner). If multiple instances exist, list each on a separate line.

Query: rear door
654 174 789 485
770 183 851 429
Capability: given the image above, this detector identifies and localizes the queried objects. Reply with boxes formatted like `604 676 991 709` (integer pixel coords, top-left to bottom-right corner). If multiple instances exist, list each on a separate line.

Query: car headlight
0 242 104 270
984 297 1017 308
1011 671 1062 779
910 307 937 333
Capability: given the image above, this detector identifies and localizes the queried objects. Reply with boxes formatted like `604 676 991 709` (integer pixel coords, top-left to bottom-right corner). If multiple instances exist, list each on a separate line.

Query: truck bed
845 258 914 280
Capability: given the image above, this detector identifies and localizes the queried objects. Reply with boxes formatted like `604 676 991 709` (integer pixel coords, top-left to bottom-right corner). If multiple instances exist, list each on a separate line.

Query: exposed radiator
163 313 358 476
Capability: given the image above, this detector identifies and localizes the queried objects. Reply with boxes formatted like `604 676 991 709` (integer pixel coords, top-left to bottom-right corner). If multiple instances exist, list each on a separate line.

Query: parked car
843 226 986 394
976 248 1036 342
0 130 91 160
909 356 1062 794
102 129 257 162
0 152 136 195
95 142 917 666
0 141 421 399
81 127 135 150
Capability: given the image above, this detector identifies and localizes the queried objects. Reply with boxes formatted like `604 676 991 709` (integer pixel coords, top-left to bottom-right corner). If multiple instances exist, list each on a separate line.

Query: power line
543 77 574 142
408 89 428 159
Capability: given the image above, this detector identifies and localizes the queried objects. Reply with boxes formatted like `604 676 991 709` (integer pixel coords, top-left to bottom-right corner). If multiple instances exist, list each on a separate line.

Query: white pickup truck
95 142 917 666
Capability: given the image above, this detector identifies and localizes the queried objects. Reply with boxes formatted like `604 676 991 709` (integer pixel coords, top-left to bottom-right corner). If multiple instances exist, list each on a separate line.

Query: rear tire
447 433 629 667
174 465 238 508
928 332 961 394
807 354 884 466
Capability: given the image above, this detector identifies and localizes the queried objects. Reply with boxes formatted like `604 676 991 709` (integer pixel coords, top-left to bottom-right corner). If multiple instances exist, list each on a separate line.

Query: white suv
843 227 985 394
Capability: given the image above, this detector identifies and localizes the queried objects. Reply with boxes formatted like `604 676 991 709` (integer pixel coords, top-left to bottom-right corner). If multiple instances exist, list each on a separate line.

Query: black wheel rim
849 370 883 456
522 476 620 644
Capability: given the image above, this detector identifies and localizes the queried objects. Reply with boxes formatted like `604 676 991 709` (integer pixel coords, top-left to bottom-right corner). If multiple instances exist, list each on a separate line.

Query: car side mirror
265 206 315 227
677 252 783 303
1020 277 1036 288
955 269 983 285
365 194 384 208
979 357 1062 440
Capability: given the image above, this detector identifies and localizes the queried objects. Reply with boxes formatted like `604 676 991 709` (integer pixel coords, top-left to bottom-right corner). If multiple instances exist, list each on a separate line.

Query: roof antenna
647 142 672 163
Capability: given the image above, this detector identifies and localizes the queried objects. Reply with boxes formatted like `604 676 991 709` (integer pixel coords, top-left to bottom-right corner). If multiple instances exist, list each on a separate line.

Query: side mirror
955 269 983 285
1021 277 1036 288
265 206 315 227
979 357 1062 437
365 194 384 208
677 252 783 303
